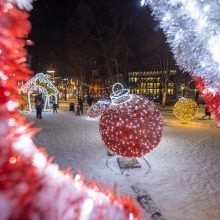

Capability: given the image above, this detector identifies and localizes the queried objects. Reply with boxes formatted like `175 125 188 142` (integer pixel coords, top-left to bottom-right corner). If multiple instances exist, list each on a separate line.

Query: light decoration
87 99 110 118
0 1 141 219
99 83 163 157
143 0 220 122
173 98 198 121
18 72 59 112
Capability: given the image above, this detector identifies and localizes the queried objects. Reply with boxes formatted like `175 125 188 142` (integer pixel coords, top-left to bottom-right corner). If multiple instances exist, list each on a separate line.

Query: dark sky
29 0 168 78
29 0 80 74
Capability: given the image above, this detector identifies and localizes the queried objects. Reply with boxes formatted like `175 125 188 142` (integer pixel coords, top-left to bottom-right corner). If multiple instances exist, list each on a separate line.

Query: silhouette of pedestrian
35 94 44 119
202 107 211 120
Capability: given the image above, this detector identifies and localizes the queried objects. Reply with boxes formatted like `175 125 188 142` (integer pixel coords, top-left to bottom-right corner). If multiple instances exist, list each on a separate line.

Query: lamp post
63 78 68 101
181 84 185 97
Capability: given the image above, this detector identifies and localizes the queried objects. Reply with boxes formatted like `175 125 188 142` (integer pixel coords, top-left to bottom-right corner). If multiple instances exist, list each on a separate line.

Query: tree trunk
162 86 167 107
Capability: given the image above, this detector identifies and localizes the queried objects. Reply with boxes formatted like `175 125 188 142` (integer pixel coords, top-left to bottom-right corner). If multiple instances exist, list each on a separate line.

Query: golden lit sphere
173 98 198 121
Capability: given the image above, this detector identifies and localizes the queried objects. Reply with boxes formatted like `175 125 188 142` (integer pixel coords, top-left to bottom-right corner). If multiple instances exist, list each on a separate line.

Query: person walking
78 97 83 115
35 94 44 119
53 101 58 113
202 107 211 120
76 105 81 116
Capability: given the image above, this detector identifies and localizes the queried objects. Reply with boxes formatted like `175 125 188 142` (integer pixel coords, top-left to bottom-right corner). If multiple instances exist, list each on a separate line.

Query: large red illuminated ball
99 95 163 157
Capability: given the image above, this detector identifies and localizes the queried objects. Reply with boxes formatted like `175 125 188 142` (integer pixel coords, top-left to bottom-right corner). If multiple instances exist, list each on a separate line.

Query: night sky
29 0 170 78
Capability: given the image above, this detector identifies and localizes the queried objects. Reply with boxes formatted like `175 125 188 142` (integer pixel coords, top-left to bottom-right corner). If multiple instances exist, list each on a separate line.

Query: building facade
128 70 176 102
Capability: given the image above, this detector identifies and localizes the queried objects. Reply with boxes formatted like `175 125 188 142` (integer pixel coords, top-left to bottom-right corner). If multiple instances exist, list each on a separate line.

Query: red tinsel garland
0 1 141 219
192 74 220 123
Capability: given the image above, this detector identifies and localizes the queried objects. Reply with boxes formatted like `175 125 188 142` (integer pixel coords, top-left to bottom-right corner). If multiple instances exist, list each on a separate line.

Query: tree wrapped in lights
173 98 198 121
143 0 220 122
99 83 163 158
0 1 141 219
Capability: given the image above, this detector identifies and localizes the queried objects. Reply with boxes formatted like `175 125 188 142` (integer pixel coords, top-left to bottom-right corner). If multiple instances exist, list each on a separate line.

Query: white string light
110 83 131 105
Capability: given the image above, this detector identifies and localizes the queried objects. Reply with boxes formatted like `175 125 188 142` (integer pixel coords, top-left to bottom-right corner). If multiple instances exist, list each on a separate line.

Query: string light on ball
99 83 163 158
173 98 198 121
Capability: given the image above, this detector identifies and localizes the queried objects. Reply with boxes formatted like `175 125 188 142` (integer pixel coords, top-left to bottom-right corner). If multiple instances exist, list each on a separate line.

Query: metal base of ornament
106 156 151 176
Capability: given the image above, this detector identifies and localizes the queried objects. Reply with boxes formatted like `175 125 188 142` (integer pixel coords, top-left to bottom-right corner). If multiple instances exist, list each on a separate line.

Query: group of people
69 96 94 116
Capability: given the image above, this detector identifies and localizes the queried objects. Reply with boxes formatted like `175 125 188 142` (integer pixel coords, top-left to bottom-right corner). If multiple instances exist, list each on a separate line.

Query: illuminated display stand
19 73 59 112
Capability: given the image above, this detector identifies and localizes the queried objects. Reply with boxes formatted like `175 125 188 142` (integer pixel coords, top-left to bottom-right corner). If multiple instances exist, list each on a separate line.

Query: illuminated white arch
19 73 59 112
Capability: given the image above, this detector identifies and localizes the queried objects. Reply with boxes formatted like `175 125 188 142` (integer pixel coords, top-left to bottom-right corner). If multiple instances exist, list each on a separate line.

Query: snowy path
26 110 220 220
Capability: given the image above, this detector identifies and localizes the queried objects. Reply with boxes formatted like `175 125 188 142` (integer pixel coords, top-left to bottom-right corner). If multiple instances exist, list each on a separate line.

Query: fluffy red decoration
192 74 220 123
0 1 141 219
99 95 163 157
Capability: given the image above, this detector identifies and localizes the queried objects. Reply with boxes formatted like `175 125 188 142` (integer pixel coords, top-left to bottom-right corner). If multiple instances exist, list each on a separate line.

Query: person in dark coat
87 95 93 107
35 94 44 119
53 102 58 113
78 97 83 115
202 107 211 120
76 105 81 116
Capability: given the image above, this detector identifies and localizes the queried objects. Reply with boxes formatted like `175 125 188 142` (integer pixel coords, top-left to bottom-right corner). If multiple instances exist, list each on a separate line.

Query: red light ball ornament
99 83 163 157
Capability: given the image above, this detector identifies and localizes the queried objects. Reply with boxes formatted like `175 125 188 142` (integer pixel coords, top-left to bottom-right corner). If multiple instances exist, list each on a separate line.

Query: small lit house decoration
173 98 198 121
99 83 163 157
19 73 59 112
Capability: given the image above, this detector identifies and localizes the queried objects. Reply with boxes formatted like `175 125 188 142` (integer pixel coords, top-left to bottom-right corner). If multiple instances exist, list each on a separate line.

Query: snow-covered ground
25 105 220 220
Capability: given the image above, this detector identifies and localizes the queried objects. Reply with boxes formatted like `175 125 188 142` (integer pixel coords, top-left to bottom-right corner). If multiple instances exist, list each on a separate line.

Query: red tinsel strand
0 1 141 219
192 74 220 123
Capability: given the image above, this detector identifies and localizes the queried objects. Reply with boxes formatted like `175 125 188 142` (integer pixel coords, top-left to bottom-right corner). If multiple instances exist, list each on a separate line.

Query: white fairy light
14 0 33 11
13 135 33 156
79 199 94 220
144 0 220 95
32 152 47 170
7 101 18 111
140 0 145 6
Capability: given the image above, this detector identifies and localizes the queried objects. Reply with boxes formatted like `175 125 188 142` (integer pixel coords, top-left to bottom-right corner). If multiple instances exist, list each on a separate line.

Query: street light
63 78 68 101
181 84 185 97
46 70 55 73
46 70 56 83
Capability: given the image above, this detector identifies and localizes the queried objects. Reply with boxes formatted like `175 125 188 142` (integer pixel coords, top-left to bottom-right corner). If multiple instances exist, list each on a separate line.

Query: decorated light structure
173 98 198 121
0 1 141 219
99 83 163 157
19 73 59 112
87 99 110 118
143 0 220 122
